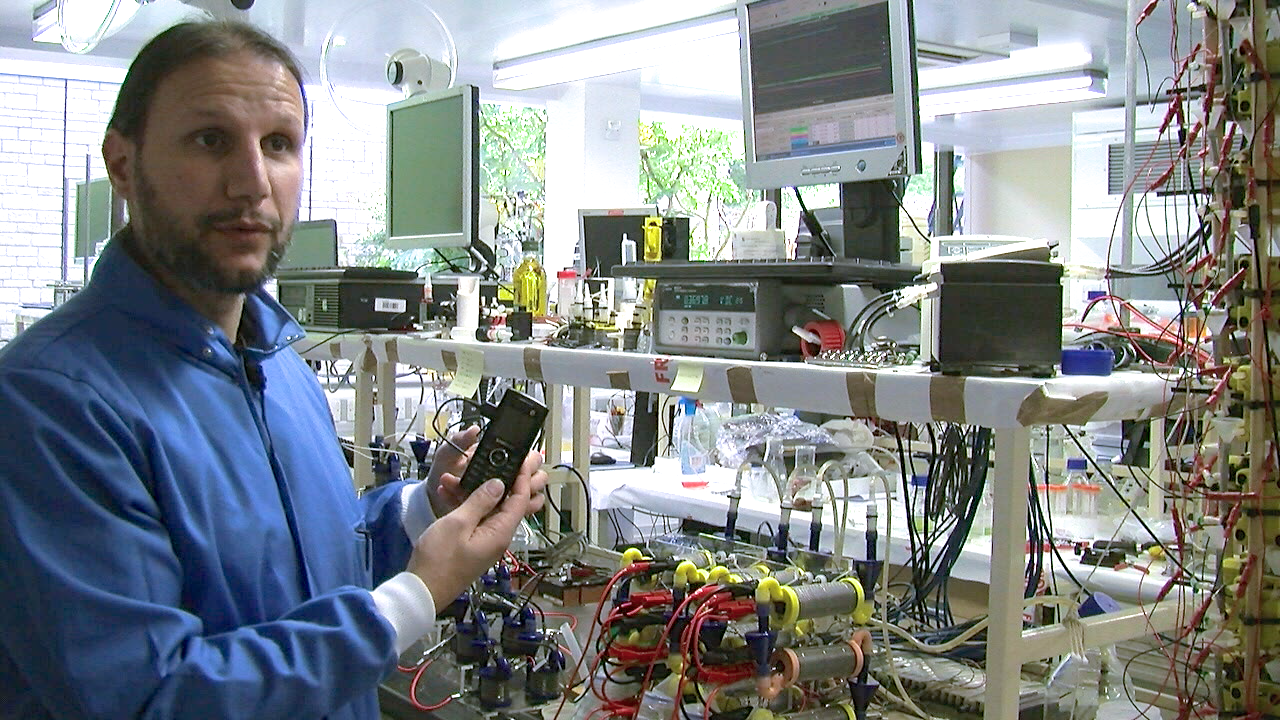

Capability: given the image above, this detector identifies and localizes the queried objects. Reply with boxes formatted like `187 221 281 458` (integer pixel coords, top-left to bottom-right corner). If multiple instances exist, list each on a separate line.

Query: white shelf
299 334 1172 428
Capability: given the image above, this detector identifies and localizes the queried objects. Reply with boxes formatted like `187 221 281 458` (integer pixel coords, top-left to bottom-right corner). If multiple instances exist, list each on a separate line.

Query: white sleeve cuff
370 571 437 656
400 480 436 543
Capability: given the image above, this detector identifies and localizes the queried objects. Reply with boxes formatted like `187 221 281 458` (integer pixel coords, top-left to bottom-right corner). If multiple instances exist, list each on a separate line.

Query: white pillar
543 76 643 276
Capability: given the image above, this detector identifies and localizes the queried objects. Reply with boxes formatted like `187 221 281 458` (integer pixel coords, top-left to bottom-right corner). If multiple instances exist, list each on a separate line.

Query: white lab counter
588 457 1168 605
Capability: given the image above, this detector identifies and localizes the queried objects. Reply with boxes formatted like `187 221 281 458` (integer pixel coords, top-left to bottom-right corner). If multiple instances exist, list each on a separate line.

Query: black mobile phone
458 389 549 497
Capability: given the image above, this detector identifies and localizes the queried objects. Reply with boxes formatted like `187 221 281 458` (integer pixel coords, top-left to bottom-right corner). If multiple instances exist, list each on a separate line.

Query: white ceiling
1 0 1185 152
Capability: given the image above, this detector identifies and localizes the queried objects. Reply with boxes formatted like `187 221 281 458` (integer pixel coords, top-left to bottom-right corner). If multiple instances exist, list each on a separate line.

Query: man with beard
0 20 547 719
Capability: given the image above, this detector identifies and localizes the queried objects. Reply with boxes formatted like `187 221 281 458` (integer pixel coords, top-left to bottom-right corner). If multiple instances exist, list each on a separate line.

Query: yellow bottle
512 241 547 316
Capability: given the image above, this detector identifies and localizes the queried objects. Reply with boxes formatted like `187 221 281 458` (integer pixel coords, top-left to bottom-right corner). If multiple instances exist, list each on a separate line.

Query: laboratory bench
298 333 1189 720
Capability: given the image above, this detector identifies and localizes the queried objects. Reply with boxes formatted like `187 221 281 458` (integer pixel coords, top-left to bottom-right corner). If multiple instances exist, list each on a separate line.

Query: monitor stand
839 179 905 263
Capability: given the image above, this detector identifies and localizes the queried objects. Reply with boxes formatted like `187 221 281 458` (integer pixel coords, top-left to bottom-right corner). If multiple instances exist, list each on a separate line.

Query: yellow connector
843 576 873 625
1230 513 1280 549
1228 455 1248 487
1230 364 1251 394
674 561 698 588
621 548 646 568
1223 681 1280 713
1237 255 1280 292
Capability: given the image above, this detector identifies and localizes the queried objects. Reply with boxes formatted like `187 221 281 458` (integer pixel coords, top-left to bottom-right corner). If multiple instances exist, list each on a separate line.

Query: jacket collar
86 229 306 374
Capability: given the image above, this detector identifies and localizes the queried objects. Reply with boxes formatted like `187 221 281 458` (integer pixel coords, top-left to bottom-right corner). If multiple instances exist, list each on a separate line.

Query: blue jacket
0 236 415 719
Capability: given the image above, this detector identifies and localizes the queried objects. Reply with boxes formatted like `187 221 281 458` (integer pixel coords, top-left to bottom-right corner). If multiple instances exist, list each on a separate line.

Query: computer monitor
578 208 690 278
279 219 339 270
385 85 480 250
739 0 922 262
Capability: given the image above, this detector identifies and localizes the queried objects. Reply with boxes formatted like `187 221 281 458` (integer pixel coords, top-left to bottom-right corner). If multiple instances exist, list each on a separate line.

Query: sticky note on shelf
446 347 485 398
670 360 704 394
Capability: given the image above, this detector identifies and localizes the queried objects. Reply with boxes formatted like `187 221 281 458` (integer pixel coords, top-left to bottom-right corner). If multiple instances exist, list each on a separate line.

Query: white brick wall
0 74 391 342
302 88 388 253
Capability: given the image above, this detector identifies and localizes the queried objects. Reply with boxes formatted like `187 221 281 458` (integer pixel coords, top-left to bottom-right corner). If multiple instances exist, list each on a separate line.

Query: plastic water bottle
910 474 929 532
675 398 711 484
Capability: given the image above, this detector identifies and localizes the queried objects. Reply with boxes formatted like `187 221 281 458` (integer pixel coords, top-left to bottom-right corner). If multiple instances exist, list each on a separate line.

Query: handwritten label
445 347 485 397
670 361 704 394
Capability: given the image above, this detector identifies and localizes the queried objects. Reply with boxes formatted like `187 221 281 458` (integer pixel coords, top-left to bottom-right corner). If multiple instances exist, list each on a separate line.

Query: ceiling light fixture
33 0 145 53
32 1 59 43
493 10 737 91
917 44 1107 116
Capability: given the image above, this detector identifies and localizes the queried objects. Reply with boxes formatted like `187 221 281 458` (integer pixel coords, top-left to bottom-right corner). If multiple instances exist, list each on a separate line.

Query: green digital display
659 284 756 312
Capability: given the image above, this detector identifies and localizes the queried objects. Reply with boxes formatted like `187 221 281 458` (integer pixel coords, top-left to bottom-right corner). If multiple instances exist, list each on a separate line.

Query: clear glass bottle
1097 476 1127 523
1031 426 1049 485
786 444 819 510
1066 458 1098 519
755 437 787 503
1046 647 1101 720
971 487 994 538
1095 645 1134 718
512 240 548 316
1047 484 1070 521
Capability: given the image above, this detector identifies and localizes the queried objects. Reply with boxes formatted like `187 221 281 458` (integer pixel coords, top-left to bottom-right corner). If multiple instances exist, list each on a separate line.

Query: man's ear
102 129 137 202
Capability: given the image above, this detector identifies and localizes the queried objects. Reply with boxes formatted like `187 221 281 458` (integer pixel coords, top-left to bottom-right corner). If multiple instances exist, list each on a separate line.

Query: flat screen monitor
279 219 339 270
74 177 113 258
386 85 479 250
738 0 922 189
578 208 690 277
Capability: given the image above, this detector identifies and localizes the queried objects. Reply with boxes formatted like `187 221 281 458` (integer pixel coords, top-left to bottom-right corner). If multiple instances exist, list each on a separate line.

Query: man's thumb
461 478 506 516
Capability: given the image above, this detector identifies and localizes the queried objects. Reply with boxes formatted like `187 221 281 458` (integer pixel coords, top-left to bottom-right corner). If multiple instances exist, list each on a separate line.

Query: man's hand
426 426 548 517
407 469 538 606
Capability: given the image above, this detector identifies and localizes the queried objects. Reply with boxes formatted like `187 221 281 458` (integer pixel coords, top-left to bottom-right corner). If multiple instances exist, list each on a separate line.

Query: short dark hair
107 20 309 143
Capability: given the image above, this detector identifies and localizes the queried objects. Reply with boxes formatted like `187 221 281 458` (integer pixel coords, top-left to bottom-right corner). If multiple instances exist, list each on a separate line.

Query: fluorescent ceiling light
493 11 737 91
33 0 142 53
918 45 1106 116
920 70 1106 116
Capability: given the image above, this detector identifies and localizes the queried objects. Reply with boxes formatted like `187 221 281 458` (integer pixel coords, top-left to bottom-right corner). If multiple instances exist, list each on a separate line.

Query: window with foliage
349 103 547 272
639 121 959 262
639 121 754 259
